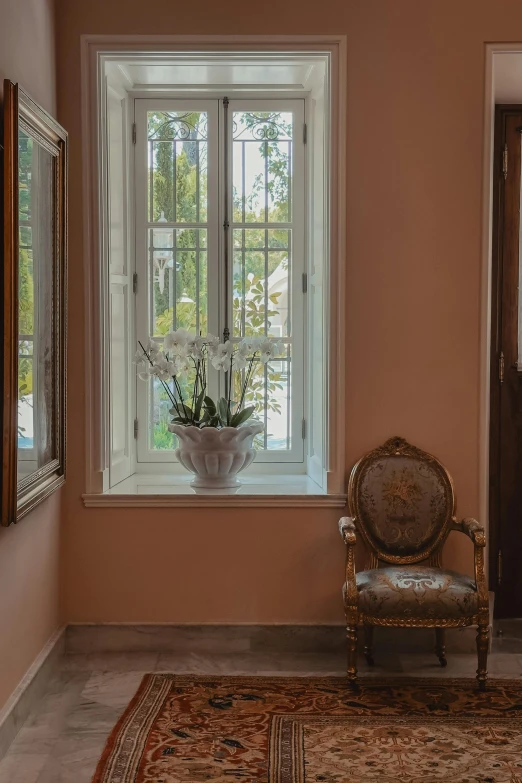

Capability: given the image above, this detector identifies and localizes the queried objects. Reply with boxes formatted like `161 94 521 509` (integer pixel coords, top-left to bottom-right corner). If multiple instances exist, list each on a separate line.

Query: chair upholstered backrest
348 437 455 564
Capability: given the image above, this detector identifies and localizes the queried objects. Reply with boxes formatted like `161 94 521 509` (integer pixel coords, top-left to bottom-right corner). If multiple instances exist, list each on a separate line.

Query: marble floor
1 629 521 783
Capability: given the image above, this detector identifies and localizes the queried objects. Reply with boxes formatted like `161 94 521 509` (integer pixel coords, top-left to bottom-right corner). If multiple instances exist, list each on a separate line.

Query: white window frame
81 37 347 504
134 98 220 465
225 98 306 464
134 97 306 466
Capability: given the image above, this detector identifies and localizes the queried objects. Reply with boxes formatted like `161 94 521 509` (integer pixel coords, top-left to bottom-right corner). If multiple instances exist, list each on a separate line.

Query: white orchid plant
135 330 283 429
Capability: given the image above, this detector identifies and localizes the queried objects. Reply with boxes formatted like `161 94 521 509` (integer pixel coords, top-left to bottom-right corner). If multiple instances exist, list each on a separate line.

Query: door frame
487 104 522 604
481 46 522 613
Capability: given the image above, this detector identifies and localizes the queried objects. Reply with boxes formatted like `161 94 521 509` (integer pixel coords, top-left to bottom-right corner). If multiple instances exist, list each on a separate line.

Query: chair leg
347 623 358 686
364 624 375 666
476 623 489 690
435 628 447 667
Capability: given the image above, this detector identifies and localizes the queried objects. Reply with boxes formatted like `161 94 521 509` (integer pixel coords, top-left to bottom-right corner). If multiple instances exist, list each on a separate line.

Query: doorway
489 105 522 618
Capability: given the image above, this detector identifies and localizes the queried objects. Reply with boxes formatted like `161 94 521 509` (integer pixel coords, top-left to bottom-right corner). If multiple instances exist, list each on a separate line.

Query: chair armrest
339 516 357 545
339 517 358 621
451 517 489 619
451 517 486 546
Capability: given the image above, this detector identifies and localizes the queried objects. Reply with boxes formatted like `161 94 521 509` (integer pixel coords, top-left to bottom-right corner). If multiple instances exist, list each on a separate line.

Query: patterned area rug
92 675 522 782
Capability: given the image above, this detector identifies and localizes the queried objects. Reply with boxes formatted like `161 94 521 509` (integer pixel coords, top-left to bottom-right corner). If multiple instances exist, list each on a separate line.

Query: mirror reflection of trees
18 132 35 455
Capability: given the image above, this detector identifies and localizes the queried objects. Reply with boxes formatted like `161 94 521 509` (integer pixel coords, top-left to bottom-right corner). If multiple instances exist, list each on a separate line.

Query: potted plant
135 331 283 488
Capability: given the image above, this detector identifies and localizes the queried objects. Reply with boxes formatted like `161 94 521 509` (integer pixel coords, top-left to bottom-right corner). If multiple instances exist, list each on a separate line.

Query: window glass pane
150 228 207 337
147 111 208 224
149 365 203 452
140 103 301 460
232 111 292 224
231 110 295 453
150 377 175 451
232 229 290 339
232 342 291 451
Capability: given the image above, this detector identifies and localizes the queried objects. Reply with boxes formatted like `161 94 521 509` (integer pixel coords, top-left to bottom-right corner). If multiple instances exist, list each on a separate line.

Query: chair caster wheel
438 656 447 668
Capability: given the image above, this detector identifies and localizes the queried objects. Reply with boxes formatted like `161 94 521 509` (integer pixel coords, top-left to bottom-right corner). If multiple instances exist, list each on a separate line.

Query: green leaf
203 396 216 416
217 396 229 426
194 389 205 420
230 406 256 427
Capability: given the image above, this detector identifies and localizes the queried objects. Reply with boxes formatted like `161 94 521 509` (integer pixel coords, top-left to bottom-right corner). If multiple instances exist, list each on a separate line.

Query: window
84 43 347 501
134 99 305 465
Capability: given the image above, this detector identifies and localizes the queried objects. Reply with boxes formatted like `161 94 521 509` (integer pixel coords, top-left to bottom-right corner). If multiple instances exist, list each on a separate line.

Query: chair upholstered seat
355 566 478 621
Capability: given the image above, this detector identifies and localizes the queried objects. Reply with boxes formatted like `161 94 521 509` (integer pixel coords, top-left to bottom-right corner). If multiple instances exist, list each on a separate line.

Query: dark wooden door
490 107 522 618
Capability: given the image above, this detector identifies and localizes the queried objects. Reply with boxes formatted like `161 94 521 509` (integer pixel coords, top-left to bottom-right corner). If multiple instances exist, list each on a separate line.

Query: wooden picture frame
2 81 67 524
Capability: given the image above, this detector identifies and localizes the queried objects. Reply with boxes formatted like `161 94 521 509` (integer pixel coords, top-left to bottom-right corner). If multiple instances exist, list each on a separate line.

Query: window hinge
132 122 137 145
303 123 307 144
499 350 505 384
302 418 306 439
133 419 138 439
302 272 308 293
498 549 503 585
503 143 508 180
133 272 138 294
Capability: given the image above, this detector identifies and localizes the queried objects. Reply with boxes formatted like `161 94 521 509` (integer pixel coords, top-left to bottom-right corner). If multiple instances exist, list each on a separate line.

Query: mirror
2 81 67 524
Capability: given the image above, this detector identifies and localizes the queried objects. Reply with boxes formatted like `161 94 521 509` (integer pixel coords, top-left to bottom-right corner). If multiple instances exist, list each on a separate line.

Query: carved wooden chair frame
339 437 490 689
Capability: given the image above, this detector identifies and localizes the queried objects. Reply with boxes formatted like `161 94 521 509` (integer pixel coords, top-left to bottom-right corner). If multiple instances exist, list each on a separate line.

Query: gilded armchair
339 437 489 689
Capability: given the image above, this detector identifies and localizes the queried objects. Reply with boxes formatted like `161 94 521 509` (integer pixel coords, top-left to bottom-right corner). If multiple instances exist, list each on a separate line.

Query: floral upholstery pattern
356 566 478 620
357 455 450 557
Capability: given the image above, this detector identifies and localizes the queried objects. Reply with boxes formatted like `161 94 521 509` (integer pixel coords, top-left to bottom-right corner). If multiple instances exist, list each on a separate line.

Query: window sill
82 473 347 508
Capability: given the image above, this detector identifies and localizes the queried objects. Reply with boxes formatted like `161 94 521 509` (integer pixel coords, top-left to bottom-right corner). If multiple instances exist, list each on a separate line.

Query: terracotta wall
0 0 61 710
55 0 521 624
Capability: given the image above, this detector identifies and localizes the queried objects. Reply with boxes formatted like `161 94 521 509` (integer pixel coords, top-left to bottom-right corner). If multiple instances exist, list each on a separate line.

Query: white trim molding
80 35 347 498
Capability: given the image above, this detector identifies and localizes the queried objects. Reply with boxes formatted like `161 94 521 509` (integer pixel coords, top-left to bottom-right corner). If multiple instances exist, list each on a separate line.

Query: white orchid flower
248 336 264 352
205 333 220 357
149 360 171 382
175 355 191 375
211 354 232 372
136 361 150 380
234 353 248 370
215 341 233 359
259 339 283 364
164 329 189 354
146 339 161 357
186 335 205 359
151 350 166 364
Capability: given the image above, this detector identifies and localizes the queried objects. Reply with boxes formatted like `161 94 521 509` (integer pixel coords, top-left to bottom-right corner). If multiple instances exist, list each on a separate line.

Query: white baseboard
0 626 65 761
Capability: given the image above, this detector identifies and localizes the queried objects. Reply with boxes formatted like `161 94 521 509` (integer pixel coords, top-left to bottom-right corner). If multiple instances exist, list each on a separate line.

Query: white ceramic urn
168 421 264 488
